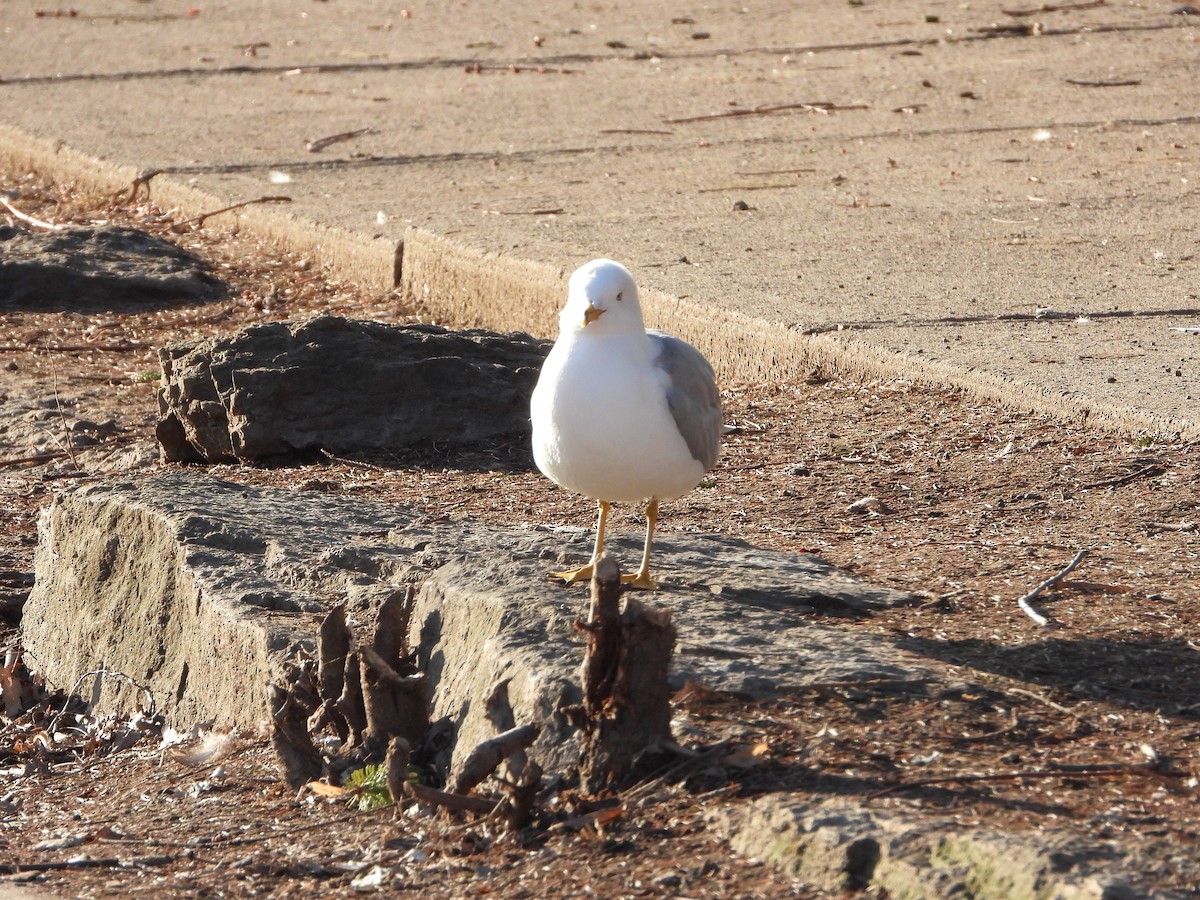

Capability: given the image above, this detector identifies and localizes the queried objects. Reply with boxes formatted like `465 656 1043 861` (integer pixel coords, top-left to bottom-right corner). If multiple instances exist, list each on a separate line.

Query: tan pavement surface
2 0 1199 436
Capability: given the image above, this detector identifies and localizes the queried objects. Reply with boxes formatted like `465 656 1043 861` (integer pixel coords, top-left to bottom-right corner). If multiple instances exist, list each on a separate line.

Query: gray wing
648 330 722 472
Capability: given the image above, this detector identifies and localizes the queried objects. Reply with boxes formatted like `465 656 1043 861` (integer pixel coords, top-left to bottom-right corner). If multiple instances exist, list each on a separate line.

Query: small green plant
136 370 161 383
342 762 423 811
343 764 391 811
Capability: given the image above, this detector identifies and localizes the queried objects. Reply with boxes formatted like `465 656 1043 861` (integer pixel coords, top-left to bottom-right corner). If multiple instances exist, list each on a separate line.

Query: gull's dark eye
616 291 624 302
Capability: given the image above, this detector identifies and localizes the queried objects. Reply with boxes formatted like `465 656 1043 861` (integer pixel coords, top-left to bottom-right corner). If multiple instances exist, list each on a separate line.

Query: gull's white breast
531 331 706 503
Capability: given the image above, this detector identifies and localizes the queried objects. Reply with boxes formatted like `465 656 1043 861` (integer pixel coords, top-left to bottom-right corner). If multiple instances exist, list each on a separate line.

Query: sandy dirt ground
2 172 1199 896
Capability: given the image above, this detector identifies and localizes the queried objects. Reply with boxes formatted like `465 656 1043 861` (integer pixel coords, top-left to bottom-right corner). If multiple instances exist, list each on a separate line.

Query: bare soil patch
2 172 1198 896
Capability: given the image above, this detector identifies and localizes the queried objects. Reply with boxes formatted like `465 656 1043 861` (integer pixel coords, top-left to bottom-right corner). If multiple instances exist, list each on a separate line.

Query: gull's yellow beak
583 304 605 327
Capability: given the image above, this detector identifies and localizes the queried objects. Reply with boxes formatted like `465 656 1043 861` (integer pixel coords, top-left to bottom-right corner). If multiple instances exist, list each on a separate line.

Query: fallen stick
1003 0 1106 15
664 101 867 124
170 195 291 232
0 856 175 874
0 196 62 231
1017 549 1088 626
0 343 152 353
0 450 71 468
451 723 540 795
406 780 500 815
1065 77 1141 87
306 127 373 153
1083 464 1165 489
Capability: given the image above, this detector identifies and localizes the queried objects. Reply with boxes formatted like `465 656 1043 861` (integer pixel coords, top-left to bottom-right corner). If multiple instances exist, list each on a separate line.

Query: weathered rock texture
22 474 920 774
709 797 1180 900
0 224 227 309
155 316 550 462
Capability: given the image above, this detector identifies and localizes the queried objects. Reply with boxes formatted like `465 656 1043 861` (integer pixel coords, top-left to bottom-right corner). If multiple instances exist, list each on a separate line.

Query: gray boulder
22 474 921 774
0 224 226 309
155 316 550 462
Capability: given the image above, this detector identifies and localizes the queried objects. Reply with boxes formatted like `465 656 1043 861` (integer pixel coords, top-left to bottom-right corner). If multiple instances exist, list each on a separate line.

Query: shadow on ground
898 634 1200 718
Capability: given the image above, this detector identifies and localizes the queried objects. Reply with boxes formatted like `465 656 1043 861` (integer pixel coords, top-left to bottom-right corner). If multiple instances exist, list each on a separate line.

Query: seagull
531 259 721 589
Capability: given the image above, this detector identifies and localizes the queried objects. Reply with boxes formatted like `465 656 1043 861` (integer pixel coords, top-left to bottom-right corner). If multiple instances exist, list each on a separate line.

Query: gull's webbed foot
553 563 595 584
621 571 658 591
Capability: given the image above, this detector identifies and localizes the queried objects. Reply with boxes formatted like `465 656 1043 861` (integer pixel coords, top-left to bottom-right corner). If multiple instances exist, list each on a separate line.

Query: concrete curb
5 124 1195 441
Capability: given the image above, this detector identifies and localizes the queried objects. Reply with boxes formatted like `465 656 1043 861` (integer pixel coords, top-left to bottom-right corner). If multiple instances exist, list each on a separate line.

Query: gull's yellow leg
623 498 659 590
554 500 611 584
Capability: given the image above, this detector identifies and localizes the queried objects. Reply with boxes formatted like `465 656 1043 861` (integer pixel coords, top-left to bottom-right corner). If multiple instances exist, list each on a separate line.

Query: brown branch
463 62 578 74
697 184 800 193
405 780 500 815
869 760 1172 800
1 856 174 874
170 196 292 232
451 723 540 795
0 450 71 468
0 196 62 230
664 102 867 124
0 343 152 353
1017 549 1088 627
598 128 674 135
1083 464 1164 489
1003 0 1105 15
734 167 818 176
306 127 373 153
1065 77 1141 87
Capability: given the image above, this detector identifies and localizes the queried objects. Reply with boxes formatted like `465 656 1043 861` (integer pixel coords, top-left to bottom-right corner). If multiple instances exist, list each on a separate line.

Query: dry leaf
724 742 771 769
305 780 349 798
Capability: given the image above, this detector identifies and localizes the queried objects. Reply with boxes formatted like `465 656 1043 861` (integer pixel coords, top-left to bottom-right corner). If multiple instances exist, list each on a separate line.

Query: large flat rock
22 474 923 772
710 796 1183 900
155 316 550 462
0 224 227 311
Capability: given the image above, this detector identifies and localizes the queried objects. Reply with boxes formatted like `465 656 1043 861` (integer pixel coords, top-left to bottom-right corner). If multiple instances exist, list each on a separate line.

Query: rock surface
709 796 1179 900
0 224 226 310
155 316 550 462
22 474 920 774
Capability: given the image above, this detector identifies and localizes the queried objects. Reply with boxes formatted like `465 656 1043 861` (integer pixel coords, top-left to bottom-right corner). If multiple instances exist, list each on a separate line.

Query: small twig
664 102 867 124
463 62 578 75
1003 685 1078 716
697 184 799 193
305 127 373 153
0 856 175 874
49 669 158 733
170 196 291 232
49 359 81 473
869 760 1169 800
1065 77 1141 87
405 780 501 815
953 711 1022 744
734 167 818 176
1083 464 1164 489
1017 549 1088 626
0 343 152 353
598 128 674 136
0 450 72 468
451 723 540 795
0 195 62 231
124 168 163 203
1003 0 1105 15
490 208 564 216
1148 520 1198 533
